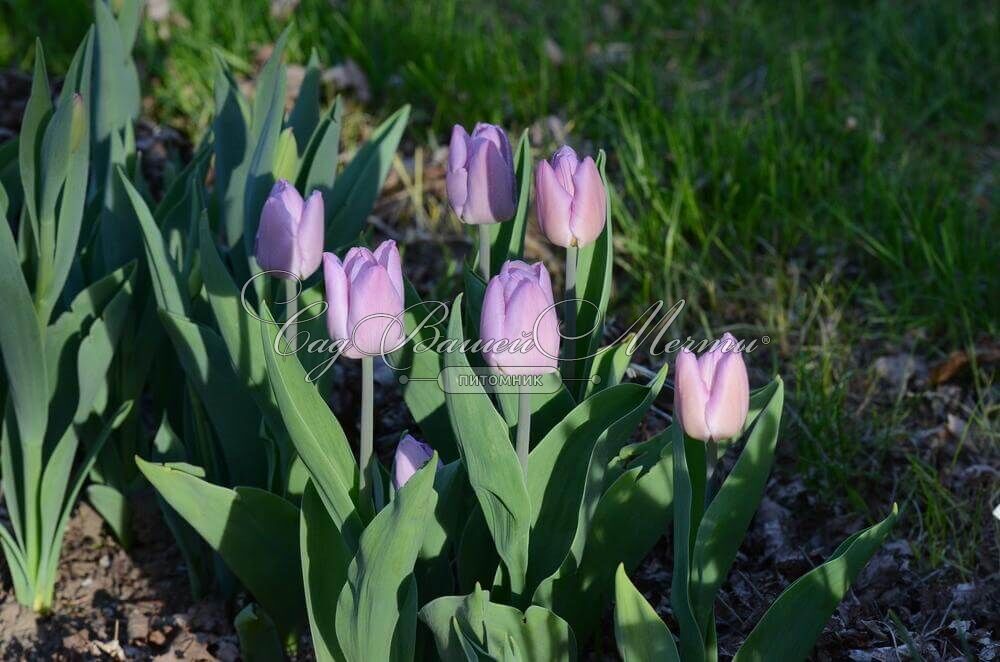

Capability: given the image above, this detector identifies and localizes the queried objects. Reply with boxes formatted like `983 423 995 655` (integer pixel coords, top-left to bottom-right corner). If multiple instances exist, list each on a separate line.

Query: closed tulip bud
674 332 750 442
254 180 325 280
392 434 439 490
446 123 516 224
480 260 560 376
323 240 406 359
535 146 606 248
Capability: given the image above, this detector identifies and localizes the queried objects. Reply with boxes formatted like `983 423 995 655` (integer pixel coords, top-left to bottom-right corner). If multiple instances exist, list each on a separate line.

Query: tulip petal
346 263 406 357
462 138 515 224
568 156 607 247
446 168 468 219
255 182 303 279
704 351 750 441
472 123 513 168
374 239 404 301
535 159 574 247
392 435 436 490
297 191 325 279
551 145 580 194
480 275 507 346
675 348 712 442
323 252 350 344
343 246 375 281
448 125 471 171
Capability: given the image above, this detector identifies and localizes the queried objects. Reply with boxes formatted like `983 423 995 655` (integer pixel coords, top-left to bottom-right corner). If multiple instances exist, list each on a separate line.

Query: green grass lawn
4 0 997 573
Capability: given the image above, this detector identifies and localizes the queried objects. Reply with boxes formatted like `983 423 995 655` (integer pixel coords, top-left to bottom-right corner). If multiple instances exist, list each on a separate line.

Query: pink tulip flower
446 123 516 224
254 179 325 280
674 332 750 442
535 146 606 248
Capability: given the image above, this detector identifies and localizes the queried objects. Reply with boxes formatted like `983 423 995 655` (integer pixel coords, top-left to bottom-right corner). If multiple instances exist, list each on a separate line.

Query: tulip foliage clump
0 16 898 661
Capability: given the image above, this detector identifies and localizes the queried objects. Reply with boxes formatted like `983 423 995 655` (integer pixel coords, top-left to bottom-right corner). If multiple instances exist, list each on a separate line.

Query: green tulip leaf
300 480 351 662
614 564 680 662
259 310 364 538
443 295 530 598
235 603 286 662
326 105 410 249
287 50 323 153
420 585 577 662
298 96 343 203
335 456 438 662
136 457 306 639
691 378 783 629
733 505 899 662
532 429 674 640
525 365 668 596
671 424 708 662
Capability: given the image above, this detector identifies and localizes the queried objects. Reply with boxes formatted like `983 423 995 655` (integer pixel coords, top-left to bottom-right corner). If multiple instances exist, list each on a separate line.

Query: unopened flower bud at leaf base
392 434 440 489
674 332 750 442
535 145 606 248
480 260 560 376
254 180 325 280
446 123 516 224
323 240 406 359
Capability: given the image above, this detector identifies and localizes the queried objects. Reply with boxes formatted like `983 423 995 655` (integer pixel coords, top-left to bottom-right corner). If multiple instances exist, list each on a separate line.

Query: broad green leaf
136 457 306 638
18 39 52 242
532 431 675 640
151 415 213 598
487 129 531 272
40 401 133 596
443 296 530 597
733 505 899 662
396 279 458 460
614 564 680 662
92 0 140 189
158 311 266 488
0 187 48 446
415 460 467 604
335 456 438 662
260 311 363 538
420 585 577 661
525 366 668 595
298 97 343 202
671 426 708 662
242 28 291 259
235 603 286 662
584 339 632 399
326 105 410 249
212 54 250 249
300 481 351 662
115 0 143 51
119 168 189 315
692 378 783 629
287 50 322 150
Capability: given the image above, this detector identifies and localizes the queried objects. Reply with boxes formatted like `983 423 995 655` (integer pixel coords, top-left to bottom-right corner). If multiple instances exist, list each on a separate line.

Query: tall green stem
705 440 719 504
563 245 578 376
360 356 374 502
479 224 491 282
285 279 298 352
516 386 531 477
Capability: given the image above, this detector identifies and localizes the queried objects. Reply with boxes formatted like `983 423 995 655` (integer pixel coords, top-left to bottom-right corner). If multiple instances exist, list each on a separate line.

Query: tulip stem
564 245 578 369
705 440 720 502
478 225 491 281
360 356 374 503
285 279 298 352
516 386 531 477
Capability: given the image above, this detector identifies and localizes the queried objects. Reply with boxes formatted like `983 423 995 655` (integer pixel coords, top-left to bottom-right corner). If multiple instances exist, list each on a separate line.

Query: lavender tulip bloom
674 332 750 442
323 240 406 359
535 146 606 248
480 260 560 376
392 434 439 490
254 180 325 280
446 123 516 224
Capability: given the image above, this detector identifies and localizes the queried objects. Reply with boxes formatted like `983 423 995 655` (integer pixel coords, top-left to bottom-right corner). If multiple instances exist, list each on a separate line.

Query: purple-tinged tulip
535 146 606 248
674 332 750 442
446 123 516 224
323 240 405 359
392 434 439 490
254 180 325 280
480 260 560 376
